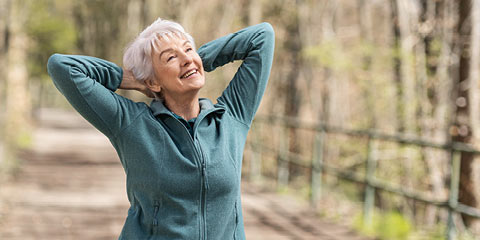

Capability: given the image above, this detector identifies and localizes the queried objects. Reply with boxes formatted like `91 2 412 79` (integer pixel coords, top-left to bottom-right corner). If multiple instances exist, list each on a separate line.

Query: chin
192 84 205 92
192 77 205 89
184 82 204 93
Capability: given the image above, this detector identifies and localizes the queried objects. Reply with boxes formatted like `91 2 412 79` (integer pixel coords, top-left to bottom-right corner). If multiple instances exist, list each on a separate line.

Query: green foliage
15 131 32 149
25 0 77 81
354 211 412 240
303 41 352 71
0 144 22 178
378 212 411 240
421 225 446 240
425 38 443 77
276 185 289 195
303 40 388 73
354 212 379 237
458 231 480 240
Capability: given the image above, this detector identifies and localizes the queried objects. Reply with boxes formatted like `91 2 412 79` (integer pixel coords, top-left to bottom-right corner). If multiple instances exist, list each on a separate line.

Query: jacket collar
150 98 224 117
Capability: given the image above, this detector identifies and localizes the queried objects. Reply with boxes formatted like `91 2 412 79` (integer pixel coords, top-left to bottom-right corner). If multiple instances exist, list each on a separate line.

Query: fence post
310 128 325 208
249 122 262 182
446 150 461 240
277 126 289 189
363 135 377 226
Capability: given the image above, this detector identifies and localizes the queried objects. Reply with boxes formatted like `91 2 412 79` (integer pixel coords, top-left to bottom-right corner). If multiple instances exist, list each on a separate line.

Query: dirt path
0 109 369 240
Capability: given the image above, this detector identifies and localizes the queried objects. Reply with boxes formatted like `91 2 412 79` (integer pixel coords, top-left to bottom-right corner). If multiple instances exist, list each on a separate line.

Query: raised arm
47 54 147 139
198 22 275 126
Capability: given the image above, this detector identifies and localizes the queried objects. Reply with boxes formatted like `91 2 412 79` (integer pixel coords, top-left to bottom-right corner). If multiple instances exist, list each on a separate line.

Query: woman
47 18 274 239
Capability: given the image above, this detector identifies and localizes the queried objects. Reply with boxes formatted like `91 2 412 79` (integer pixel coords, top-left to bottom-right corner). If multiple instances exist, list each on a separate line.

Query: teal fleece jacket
47 23 275 239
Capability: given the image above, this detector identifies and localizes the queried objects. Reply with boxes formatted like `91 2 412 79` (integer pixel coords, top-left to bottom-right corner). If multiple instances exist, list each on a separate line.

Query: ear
145 78 162 93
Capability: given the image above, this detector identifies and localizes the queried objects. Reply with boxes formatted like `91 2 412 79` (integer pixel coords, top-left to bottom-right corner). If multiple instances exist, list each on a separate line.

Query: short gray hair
123 18 196 83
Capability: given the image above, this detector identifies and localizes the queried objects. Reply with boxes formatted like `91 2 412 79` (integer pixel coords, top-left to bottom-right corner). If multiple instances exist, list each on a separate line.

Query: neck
163 92 200 120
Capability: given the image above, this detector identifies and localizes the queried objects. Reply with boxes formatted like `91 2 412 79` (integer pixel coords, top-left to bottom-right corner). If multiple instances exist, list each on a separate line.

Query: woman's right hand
120 68 155 98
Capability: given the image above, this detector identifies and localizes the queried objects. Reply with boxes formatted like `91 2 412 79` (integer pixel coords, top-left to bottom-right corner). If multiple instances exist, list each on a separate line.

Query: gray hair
123 18 196 83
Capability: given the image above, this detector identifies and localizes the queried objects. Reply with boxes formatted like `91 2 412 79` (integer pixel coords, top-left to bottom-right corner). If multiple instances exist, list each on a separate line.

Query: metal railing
247 115 480 240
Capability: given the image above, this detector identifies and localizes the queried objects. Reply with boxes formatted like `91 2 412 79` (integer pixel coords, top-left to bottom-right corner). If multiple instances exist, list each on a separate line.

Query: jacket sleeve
47 54 146 139
198 22 275 126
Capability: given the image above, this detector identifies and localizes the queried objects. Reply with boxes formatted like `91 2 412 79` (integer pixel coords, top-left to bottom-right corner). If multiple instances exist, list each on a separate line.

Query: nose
180 51 193 67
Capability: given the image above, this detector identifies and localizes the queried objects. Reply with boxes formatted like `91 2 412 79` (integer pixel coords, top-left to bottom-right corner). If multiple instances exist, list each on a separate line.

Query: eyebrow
159 41 191 59
159 48 174 59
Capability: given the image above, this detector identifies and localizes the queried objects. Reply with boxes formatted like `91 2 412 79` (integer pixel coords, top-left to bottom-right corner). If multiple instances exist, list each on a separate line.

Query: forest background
1 0 480 239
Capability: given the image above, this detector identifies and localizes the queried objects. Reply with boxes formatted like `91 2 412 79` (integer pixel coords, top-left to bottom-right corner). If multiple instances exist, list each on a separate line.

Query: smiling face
146 33 205 101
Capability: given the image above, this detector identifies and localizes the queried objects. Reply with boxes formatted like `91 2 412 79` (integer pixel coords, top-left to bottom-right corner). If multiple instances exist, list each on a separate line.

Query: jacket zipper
168 116 208 240
197 139 208 240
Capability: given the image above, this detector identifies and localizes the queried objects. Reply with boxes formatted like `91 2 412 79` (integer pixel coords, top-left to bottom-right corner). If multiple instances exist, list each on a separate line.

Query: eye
186 47 193 52
167 55 175 62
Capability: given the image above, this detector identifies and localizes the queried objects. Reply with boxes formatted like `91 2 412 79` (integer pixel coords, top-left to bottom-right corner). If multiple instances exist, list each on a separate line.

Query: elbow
47 53 79 91
259 22 275 55
259 22 275 47
47 53 71 82
47 53 63 75
47 53 61 67
260 22 275 39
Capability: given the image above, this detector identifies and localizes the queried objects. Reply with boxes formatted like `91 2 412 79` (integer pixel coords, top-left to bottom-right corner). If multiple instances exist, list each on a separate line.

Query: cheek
156 64 176 77
193 56 204 72
153 67 176 89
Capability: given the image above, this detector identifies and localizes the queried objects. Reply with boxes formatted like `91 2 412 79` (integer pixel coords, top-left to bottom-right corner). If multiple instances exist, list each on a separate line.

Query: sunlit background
1 0 480 239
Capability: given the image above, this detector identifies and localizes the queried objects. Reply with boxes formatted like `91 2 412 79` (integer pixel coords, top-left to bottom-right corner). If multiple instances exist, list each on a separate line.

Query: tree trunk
283 0 303 181
421 0 451 226
358 0 378 129
467 0 480 232
248 0 262 26
390 0 403 132
454 0 478 228
4 0 31 153
0 0 9 113
394 0 421 220
0 0 10 172
180 0 204 34
317 0 339 183
120 0 149 101
470 0 480 140
396 0 419 135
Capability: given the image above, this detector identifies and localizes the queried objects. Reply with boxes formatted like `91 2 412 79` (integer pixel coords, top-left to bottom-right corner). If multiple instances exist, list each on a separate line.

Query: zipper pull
153 201 160 226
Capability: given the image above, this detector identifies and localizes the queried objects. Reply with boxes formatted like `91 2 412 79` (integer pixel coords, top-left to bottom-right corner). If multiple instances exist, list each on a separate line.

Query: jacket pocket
233 201 239 240
151 199 161 235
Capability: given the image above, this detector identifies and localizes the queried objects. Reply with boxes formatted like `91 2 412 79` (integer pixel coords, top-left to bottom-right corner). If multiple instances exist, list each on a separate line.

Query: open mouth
180 69 198 79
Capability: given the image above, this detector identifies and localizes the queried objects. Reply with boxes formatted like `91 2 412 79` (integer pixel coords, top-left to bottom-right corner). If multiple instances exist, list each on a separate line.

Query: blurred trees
0 0 77 174
73 1 129 61
25 0 76 109
0 0 31 175
1 0 480 236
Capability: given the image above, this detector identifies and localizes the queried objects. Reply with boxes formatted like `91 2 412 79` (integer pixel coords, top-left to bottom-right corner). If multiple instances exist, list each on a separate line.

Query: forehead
152 32 190 53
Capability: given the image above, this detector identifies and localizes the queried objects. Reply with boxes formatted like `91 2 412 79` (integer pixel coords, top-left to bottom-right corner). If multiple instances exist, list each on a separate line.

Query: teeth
182 69 196 78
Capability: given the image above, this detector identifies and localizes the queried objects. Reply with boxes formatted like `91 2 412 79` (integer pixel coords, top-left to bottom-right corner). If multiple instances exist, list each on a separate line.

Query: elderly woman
47 18 274 239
